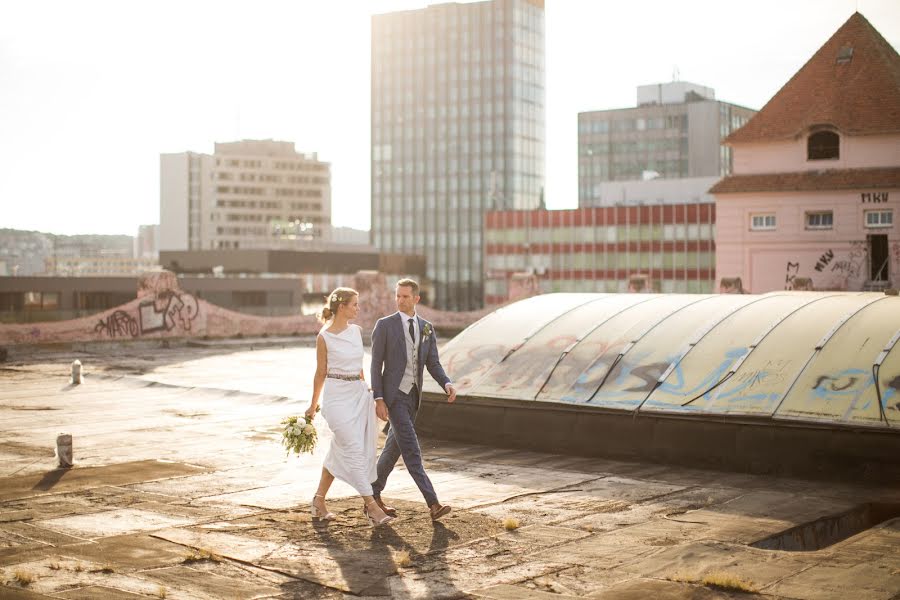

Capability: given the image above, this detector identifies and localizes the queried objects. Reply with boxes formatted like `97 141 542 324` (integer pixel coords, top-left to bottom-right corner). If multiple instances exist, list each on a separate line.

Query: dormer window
808 130 840 160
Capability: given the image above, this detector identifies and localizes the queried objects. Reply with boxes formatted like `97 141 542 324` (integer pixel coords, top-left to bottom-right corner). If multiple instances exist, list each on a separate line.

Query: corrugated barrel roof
425 292 900 430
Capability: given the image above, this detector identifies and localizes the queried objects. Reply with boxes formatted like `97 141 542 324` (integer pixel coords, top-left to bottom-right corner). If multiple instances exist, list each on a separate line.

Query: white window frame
864 209 893 228
805 211 834 230
750 213 776 231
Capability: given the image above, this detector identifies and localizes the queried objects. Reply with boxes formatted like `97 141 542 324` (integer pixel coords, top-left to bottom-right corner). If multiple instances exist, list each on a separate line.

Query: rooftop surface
1 341 898 599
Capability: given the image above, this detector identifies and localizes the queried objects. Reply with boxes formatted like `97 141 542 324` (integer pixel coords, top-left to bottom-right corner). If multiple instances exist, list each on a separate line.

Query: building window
750 214 776 231
807 131 839 160
42 292 60 309
24 292 42 308
805 211 834 230
865 210 893 228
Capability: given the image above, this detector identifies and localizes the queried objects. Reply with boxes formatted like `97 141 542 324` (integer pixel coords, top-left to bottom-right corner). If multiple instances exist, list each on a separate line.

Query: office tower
578 81 756 206
372 0 545 310
161 140 331 251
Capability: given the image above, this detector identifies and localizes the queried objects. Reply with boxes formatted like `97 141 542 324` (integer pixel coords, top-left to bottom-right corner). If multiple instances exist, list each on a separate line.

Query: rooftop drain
750 503 900 552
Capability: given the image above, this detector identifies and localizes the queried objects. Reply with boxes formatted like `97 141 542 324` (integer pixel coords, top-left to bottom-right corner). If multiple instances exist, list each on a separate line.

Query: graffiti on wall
94 311 140 338
890 242 900 271
94 292 200 339
786 242 874 291
784 262 800 290
814 250 834 272
825 241 868 290
138 292 199 334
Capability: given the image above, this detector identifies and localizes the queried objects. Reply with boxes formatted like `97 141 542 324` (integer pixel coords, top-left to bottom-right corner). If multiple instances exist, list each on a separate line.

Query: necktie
408 318 415 343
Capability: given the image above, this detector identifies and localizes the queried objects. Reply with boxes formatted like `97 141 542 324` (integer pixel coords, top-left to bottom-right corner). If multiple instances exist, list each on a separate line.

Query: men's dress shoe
374 496 397 517
430 503 451 521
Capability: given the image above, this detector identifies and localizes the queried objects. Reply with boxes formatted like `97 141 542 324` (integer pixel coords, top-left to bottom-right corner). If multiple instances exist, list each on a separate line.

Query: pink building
713 13 900 293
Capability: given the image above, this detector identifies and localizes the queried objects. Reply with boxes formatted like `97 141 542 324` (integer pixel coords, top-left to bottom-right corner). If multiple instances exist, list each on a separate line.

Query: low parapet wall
417 394 900 483
0 270 499 346
0 291 321 346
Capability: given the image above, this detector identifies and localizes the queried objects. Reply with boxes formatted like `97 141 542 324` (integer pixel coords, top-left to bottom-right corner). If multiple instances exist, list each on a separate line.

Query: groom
370 278 457 521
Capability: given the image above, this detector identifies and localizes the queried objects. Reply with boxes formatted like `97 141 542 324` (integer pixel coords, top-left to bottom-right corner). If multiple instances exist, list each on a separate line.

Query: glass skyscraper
371 0 545 310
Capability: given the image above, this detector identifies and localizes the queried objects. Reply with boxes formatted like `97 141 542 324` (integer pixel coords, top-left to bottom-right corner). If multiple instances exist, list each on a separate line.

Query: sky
1 0 898 237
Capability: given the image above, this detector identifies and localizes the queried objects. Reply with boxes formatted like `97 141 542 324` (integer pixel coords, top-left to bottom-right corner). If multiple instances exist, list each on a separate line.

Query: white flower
303 424 315 435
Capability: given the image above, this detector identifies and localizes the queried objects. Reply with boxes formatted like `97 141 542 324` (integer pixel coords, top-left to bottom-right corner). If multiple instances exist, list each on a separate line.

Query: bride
305 287 393 526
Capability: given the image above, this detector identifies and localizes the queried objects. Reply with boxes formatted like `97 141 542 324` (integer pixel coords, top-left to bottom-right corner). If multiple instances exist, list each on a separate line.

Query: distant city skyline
1 0 898 236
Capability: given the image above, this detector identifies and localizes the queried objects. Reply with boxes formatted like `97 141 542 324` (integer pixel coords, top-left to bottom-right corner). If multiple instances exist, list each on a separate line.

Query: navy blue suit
370 312 450 506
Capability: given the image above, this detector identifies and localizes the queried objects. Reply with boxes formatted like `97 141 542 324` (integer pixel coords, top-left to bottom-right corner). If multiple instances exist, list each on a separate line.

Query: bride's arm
305 335 327 418
358 326 369 388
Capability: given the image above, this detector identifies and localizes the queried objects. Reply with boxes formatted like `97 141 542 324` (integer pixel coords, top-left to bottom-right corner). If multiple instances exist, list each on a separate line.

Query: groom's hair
396 278 419 296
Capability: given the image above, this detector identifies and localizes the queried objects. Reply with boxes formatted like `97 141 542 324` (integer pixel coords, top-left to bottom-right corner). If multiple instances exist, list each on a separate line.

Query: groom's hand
446 384 457 404
375 398 389 421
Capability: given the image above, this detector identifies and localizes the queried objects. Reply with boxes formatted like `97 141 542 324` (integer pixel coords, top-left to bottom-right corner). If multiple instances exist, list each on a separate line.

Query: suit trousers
371 385 438 507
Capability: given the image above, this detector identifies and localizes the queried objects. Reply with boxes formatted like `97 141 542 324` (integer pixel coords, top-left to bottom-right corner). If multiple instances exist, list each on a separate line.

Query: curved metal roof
425 292 900 430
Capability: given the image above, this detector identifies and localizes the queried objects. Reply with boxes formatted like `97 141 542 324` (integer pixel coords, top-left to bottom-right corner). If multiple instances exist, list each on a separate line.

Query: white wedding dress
319 324 377 496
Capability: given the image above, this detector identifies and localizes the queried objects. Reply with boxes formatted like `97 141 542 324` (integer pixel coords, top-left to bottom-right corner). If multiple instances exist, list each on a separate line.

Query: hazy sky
1 0 898 236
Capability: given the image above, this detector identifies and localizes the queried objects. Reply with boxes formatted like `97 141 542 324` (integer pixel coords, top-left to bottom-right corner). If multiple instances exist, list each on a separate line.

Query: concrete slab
150 528 284 563
529 565 639 596
586 577 751 599
0 586 56 598
527 534 661 569
0 529 44 551
54 586 149 599
2 522 88 548
3 345 898 600
0 557 178 598
766 562 900 600
56 534 192 570
498 525 591 548
386 559 569 599
36 508 195 540
0 460 206 502
471 583 581 599
141 565 281 599
621 541 814 588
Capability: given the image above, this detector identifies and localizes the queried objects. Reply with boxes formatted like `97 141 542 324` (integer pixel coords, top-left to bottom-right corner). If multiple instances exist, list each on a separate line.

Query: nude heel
365 500 394 526
311 494 336 520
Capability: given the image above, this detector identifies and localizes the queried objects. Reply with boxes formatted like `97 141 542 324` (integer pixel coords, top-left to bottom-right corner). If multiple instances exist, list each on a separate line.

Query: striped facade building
483 202 715 305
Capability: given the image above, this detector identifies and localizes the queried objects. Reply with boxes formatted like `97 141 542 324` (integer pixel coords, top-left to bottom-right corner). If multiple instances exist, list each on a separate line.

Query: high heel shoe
310 494 336 521
364 500 394 526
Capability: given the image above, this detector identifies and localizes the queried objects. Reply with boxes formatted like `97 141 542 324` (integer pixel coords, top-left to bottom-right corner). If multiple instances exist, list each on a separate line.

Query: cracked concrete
0 343 898 598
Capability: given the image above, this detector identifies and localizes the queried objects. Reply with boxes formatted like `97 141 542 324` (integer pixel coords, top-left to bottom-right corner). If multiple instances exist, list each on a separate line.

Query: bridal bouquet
281 415 317 455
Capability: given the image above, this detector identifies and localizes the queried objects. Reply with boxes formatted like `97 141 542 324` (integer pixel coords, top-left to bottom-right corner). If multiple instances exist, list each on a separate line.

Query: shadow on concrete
31 467 70 491
297 515 465 598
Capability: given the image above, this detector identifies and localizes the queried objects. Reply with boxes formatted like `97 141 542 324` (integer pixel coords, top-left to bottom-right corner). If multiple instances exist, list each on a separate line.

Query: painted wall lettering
784 262 800 290
861 192 889 203
814 249 834 272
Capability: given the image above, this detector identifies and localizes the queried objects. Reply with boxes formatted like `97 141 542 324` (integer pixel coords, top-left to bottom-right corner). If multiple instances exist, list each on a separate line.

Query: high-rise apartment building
160 140 331 251
371 0 546 310
578 82 756 206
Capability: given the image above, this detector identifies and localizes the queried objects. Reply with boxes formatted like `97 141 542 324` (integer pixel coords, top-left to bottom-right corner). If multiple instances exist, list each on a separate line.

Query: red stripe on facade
484 241 715 254
484 203 717 230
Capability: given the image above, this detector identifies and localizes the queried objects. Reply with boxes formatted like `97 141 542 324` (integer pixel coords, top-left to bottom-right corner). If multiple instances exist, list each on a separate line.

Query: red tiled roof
710 167 900 194
726 13 900 143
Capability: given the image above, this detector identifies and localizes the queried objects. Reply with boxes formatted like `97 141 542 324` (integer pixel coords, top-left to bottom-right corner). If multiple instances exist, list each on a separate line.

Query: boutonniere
422 323 433 340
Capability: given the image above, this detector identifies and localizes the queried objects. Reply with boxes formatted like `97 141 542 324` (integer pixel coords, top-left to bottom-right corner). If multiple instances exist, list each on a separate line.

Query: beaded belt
327 372 361 381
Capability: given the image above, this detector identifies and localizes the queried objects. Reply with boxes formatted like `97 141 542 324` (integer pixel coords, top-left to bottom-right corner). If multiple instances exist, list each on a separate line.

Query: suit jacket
371 312 451 407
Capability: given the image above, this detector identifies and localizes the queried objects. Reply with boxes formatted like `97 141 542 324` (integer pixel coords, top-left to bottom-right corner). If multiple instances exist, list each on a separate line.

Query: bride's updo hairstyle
318 287 358 323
